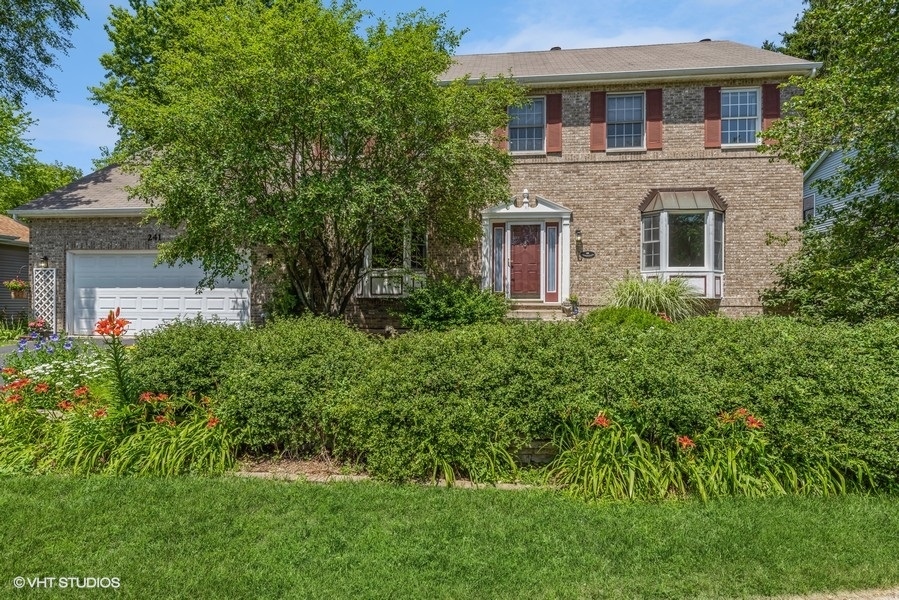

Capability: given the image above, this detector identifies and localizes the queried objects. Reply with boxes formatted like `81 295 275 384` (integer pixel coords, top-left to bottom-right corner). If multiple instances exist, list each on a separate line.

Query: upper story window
607 93 644 149
720 88 759 145
509 97 545 153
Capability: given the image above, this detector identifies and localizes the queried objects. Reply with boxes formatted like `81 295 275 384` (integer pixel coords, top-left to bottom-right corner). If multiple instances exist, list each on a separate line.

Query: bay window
639 188 726 298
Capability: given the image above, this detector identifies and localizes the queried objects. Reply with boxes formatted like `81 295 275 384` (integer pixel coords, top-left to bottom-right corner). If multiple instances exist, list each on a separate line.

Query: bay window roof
639 188 727 212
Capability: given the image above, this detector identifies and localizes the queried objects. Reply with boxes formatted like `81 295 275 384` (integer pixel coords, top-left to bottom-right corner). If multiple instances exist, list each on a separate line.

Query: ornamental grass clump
606 274 705 321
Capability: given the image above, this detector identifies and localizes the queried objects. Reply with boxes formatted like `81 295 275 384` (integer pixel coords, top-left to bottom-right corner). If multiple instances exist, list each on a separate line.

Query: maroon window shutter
704 86 721 149
645 88 663 150
545 94 562 153
761 83 781 143
590 91 606 152
493 125 508 151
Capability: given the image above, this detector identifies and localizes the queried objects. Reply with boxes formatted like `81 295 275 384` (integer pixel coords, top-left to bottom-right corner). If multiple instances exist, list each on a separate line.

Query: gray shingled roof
442 40 821 84
11 164 146 217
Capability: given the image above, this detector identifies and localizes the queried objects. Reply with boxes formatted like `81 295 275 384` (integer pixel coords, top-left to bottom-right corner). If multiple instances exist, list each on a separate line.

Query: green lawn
1 476 898 599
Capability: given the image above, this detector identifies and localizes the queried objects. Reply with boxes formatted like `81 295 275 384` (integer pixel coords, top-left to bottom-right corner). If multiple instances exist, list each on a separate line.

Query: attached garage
67 252 250 335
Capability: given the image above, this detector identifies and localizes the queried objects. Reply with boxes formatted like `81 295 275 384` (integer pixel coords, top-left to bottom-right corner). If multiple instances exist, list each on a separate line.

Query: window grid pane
509 99 545 152
492 227 504 293
642 214 660 269
546 226 557 293
714 212 723 271
721 90 758 144
607 94 644 149
668 213 706 268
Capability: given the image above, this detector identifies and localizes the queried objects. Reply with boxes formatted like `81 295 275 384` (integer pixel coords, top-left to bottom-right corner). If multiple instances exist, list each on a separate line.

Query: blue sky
24 0 806 175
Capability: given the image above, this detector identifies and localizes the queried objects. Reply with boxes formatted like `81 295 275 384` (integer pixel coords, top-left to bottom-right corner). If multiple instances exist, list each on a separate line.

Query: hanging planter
3 278 30 299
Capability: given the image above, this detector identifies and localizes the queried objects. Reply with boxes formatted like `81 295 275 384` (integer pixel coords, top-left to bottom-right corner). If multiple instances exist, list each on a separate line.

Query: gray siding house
803 149 881 230
0 216 30 320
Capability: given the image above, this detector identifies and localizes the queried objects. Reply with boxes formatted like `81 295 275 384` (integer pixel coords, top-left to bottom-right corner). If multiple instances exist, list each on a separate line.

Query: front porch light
38 256 48 268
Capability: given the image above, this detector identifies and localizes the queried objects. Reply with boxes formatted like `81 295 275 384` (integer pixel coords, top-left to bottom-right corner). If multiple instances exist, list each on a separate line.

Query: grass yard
1 477 898 599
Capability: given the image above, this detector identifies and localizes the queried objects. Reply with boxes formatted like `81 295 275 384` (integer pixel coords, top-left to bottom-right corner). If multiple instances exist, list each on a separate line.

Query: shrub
218 316 373 454
592 317 899 488
129 316 246 397
398 275 509 331
581 306 670 330
607 274 705 321
330 321 616 482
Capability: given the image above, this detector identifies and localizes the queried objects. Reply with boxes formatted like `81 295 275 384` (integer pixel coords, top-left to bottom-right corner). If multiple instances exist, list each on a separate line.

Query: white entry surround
480 191 572 303
66 251 250 335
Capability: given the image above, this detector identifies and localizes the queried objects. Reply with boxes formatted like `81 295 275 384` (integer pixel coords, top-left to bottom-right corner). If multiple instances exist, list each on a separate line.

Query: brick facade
474 79 802 316
22 75 803 332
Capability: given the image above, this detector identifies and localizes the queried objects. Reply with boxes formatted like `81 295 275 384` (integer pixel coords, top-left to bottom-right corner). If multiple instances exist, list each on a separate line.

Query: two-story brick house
14 40 819 334
433 39 821 317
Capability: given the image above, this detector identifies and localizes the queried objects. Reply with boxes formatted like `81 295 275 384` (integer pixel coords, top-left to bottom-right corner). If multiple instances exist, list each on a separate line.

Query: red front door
510 224 541 299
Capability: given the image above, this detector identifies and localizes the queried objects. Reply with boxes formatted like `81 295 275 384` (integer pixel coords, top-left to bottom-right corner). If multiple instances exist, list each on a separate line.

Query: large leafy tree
0 0 86 103
760 0 899 321
93 0 520 316
762 0 898 198
0 100 81 211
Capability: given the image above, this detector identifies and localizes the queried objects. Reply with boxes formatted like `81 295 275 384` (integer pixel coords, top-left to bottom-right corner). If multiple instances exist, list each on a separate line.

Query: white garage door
68 252 250 335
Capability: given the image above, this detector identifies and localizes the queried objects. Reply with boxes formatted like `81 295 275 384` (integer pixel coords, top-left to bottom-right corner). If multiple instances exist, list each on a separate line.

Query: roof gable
11 165 147 217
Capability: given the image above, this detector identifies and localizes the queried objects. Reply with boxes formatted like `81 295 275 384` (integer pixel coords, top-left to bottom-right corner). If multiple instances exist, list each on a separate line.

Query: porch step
507 304 573 322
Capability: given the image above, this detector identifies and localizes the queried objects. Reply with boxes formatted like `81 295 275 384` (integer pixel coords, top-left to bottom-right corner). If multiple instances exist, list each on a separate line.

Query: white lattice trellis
32 268 57 332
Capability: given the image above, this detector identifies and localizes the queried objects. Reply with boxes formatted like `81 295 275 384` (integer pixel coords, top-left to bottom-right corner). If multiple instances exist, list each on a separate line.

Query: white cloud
22 102 117 172
26 103 117 149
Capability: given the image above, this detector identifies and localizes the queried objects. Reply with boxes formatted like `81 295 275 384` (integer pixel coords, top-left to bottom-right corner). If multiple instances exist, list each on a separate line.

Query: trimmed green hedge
130 315 899 487
128 316 246 397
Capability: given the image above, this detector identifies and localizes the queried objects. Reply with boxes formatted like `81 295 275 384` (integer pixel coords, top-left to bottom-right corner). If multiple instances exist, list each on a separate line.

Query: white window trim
480 194 572 303
803 192 816 222
720 86 761 148
358 228 427 298
640 209 724 298
606 91 646 151
509 96 546 155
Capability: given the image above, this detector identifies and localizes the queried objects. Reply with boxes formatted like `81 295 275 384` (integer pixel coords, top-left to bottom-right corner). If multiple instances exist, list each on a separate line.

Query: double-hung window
607 93 644 149
509 98 545 153
720 88 760 145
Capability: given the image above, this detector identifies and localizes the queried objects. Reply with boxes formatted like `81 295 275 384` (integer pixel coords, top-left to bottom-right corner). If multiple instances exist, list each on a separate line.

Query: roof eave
442 63 822 87
10 208 149 219
803 150 833 182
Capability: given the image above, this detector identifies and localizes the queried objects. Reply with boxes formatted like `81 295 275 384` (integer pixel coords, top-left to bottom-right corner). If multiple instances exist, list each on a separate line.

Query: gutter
441 62 824 87
10 208 149 219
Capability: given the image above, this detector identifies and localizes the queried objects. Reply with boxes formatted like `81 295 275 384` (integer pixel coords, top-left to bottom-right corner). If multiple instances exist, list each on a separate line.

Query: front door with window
510 224 541 298
481 193 572 304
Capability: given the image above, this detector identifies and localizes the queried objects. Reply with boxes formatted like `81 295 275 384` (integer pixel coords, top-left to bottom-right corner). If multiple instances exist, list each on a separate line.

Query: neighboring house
13 40 820 334
0 216 30 320
803 149 880 230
